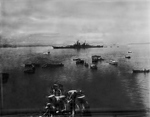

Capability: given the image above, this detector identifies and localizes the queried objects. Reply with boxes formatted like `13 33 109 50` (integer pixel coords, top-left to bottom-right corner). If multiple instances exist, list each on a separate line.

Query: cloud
1 0 150 44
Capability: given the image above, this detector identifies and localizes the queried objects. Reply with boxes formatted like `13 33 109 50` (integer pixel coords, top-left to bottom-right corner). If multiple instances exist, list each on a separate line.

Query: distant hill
2 33 78 46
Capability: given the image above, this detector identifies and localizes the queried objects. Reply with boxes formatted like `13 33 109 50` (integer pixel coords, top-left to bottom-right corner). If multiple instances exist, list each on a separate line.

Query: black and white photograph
0 0 150 117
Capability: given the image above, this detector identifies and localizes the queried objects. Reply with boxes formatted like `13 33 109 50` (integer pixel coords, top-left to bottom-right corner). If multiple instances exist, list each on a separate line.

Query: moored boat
109 60 118 66
24 67 35 74
43 51 50 55
84 62 89 67
24 63 35 74
76 59 84 64
98 57 104 61
90 64 97 69
24 63 40 67
92 55 100 62
24 63 33 67
125 56 131 59
92 55 104 62
73 58 81 61
132 69 150 73
92 58 99 63
42 63 64 68
92 55 101 58
32 63 40 67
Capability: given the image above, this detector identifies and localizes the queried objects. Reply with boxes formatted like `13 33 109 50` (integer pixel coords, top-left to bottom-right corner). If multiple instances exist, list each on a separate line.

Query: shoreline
0 45 52 48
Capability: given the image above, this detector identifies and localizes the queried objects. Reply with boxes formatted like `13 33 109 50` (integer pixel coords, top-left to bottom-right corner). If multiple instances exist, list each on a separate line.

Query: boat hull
132 69 150 73
42 63 64 68
53 46 103 49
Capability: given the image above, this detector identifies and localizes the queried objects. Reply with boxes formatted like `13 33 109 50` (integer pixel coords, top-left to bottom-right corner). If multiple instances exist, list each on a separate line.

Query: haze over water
0 43 150 113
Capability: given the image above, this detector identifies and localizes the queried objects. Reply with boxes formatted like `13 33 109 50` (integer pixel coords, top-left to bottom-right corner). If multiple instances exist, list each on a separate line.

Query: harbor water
0 43 150 116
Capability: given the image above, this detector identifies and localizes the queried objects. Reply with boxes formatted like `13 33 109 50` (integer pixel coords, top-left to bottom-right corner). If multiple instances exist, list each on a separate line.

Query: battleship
52 40 103 49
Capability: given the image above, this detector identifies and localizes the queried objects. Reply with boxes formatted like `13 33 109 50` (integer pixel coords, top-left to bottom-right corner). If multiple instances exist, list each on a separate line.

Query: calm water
0 44 150 113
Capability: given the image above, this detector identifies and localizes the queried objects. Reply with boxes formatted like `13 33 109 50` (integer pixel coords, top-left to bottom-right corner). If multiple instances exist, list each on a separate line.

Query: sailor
77 90 87 105
67 90 78 99
51 83 64 96
67 90 85 101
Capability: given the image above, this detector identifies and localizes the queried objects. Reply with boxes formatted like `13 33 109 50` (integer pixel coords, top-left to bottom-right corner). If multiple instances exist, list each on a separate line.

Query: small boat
128 51 132 53
32 63 40 67
84 62 89 67
24 63 40 67
92 55 104 62
92 58 99 63
42 63 64 68
92 55 101 58
92 55 100 62
109 60 118 66
98 57 105 61
24 63 35 74
24 67 35 74
132 69 150 73
125 56 131 59
76 59 84 64
73 58 81 61
90 64 97 69
48 51 50 54
24 63 33 67
43 51 50 55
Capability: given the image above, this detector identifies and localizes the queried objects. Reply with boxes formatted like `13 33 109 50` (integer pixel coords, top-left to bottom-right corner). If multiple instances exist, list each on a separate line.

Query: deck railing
0 108 149 117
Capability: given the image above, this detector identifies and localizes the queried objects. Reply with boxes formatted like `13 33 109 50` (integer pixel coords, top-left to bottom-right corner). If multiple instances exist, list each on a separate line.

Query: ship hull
53 46 103 49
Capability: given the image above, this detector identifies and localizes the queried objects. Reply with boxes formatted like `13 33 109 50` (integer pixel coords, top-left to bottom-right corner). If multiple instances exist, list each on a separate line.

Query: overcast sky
0 0 150 45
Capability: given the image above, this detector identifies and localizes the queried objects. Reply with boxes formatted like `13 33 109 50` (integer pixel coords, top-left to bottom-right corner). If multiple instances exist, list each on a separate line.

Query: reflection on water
0 44 149 112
